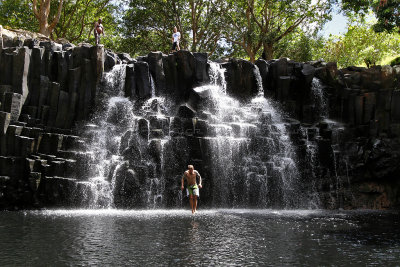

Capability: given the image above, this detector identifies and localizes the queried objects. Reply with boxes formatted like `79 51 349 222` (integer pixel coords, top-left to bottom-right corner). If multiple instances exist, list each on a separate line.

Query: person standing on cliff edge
171 26 181 52
93 18 104 45
181 165 202 214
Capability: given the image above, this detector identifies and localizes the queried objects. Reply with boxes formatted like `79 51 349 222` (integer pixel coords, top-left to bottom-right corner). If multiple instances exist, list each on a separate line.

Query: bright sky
321 11 348 37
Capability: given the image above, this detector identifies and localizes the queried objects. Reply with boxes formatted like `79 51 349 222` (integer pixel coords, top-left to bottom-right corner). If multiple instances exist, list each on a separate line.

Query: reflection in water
0 210 399 266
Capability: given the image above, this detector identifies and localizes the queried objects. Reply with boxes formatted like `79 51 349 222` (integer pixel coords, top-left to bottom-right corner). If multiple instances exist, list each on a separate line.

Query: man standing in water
181 165 202 214
171 26 181 52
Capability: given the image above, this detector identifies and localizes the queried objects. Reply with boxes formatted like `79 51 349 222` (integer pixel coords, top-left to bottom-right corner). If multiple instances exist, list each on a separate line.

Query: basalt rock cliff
0 28 399 210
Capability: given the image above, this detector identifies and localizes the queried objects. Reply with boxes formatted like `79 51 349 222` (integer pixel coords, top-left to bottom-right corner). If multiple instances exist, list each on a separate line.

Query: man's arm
181 172 185 190
195 170 202 188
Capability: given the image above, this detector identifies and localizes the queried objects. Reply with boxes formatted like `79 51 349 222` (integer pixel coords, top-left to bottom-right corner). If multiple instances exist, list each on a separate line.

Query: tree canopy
0 0 120 43
314 18 400 67
120 0 334 61
341 0 400 33
0 0 398 67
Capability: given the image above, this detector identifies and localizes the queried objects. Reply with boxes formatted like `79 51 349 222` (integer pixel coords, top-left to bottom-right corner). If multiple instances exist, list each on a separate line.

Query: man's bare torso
184 170 197 186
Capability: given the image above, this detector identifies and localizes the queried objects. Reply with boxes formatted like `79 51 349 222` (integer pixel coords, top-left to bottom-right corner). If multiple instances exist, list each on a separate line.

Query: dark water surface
0 209 399 266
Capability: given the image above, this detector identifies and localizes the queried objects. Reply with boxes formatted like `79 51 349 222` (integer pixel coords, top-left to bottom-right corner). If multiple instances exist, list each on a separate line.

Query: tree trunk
249 51 256 63
39 21 51 36
33 0 64 38
263 43 274 60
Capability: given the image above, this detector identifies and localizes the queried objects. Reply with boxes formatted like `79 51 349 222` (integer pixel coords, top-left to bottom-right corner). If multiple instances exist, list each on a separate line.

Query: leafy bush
390 56 400 66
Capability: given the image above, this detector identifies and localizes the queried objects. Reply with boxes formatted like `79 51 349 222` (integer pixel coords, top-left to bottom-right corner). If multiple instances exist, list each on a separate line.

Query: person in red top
93 18 105 45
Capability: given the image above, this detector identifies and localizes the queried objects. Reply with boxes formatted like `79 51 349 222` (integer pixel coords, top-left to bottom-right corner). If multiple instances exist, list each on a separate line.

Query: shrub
390 56 400 66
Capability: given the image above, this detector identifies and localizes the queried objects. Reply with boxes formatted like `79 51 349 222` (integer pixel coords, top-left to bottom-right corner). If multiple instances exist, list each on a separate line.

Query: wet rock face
160 50 209 101
223 58 258 99
1 27 400 210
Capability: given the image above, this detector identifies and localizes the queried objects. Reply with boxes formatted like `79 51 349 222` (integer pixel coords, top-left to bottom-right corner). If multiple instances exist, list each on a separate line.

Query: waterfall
198 62 307 208
78 61 318 209
311 77 328 118
254 65 264 97
209 62 227 93
79 64 174 209
78 64 131 208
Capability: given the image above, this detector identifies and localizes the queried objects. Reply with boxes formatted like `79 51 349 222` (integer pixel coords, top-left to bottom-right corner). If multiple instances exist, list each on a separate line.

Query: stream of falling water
79 64 170 208
311 77 328 119
202 63 307 208
80 61 318 209
78 64 130 208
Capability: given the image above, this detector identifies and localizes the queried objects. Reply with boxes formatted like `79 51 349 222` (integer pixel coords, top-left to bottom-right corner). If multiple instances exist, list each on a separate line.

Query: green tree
0 0 119 46
32 0 64 37
121 0 224 56
0 0 37 32
274 31 325 62
314 18 400 67
217 0 333 62
341 0 400 33
121 0 186 55
53 0 119 43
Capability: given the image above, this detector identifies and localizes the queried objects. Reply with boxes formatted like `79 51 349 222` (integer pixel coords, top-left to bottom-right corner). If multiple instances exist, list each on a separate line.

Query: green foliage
274 31 325 62
314 19 400 67
53 0 120 44
120 0 183 56
0 0 120 47
121 0 333 60
0 0 37 32
391 56 400 66
341 0 400 33
217 0 334 61
120 0 225 57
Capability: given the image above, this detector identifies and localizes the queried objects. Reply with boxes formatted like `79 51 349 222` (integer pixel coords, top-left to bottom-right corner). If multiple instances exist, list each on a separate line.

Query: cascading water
78 64 130 208
311 77 328 118
197 62 309 208
79 60 319 209
79 64 175 209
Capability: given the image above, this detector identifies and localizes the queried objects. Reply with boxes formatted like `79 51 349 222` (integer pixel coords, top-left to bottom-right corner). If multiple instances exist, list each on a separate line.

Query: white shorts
186 186 199 197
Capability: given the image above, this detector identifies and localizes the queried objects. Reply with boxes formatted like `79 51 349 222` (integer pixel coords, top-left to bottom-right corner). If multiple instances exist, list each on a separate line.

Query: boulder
301 64 316 84
124 64 136 98
391 90 400 122
12 47 30 104
38 133 63 155
90 45 105 84
175 50 196 100
146 51 166 95
255 59 269 95
223 58 258 99
118 53 134 64
53 51 68 90
104 50 118 72
193 52 208 83
28 47 45 106
5 125 23 156
162 53 178 95
0 85 12 105
67 67 81 95
0 49 15 85
0 112 11 135
177 104 196 118
55 90 70 128
138 118 149 140
46 82 60 126
134 61 152 98
3 92 22 121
